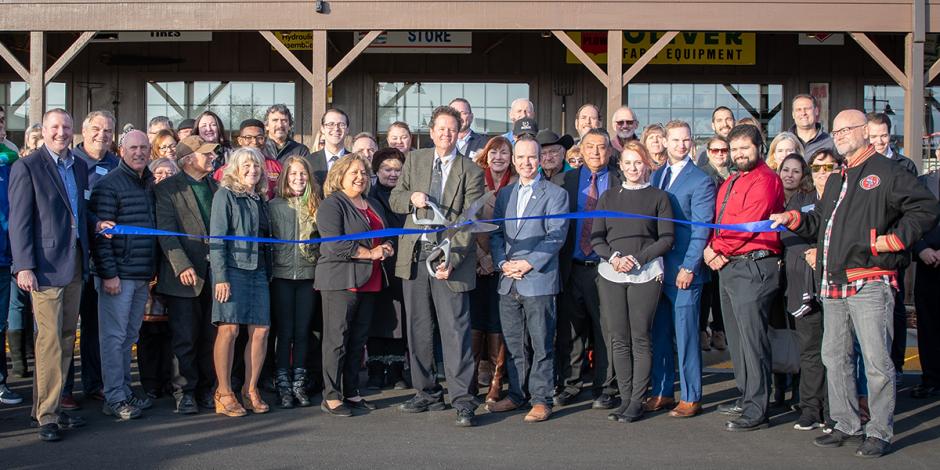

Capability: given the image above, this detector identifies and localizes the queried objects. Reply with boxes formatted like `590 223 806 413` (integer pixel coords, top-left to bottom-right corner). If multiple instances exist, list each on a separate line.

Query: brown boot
485 333 506 404
470 330 485 396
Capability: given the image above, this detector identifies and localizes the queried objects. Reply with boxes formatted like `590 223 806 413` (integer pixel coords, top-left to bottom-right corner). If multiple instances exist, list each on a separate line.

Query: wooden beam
928 57 940 83
44 31 95 84
28 32 44 127
850 33 908 89
0 39 29 82
147 82 187 117
259 31 316 88
606 30 623 128
327 30 381 84
904 1 926 170
623 31 678 84
551 30 607 86
312 30 328 124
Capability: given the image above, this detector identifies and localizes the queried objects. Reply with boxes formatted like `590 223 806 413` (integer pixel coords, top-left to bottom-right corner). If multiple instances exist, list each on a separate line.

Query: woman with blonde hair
209 147 271 417
767 132 805 170
150 129 178 161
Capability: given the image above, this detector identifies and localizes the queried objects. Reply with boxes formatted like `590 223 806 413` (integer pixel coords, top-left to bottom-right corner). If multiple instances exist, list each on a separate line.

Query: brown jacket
154 172 219 297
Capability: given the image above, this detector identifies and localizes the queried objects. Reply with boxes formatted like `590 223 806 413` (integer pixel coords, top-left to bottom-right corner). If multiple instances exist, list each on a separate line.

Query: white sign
91 32 213 43
798 33 845 46
355 31 472 54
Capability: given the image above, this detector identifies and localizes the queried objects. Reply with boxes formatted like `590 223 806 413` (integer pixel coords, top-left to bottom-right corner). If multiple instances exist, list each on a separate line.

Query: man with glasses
213 119 282 199
791 94 834 158
609 106 639 153
771 109 939 458
696 107 736 165
307 108 350 187
264 104 310 164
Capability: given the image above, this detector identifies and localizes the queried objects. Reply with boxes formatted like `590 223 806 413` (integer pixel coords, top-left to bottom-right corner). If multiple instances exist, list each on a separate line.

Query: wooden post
606 31 623 127
28 32 45 127
45 32 96 84
904 0 925 170
312 30 328 125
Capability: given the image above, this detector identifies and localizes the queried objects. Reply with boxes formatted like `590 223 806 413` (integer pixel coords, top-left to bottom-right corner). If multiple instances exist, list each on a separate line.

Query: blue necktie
660 167 672 190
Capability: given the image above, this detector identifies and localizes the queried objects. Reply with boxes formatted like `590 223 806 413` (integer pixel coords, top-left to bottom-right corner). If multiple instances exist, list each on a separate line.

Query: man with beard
264 104 310 164
574 104 601 142
696 107 735 165
608 106 639 153
704 124 784 432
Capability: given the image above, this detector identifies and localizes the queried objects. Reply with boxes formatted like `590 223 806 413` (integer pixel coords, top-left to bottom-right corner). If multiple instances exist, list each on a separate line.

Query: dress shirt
660 156 690 190
709 160 784 256
573 166 610 262
49 148 80 239
325 147 347 170
516 174 540 218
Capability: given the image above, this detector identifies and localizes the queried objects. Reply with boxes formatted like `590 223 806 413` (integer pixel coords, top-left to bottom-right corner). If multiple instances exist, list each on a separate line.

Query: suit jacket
489 178 569 296
314 191 390 291
552 166 623 285
154 172 219 297
389 147 485 292
9 147 95 287
305 148 349 190
461 130 489 160
650 160 716 286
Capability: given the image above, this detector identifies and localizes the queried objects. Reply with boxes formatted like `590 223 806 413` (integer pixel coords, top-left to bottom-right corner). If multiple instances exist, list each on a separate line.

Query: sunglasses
811 163 841 172
615 120 637 126
707 148 729 154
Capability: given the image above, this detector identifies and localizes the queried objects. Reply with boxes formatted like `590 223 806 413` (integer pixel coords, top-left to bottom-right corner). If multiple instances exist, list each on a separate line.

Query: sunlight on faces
811 153 839 192
120 130 151 173
867 122 891 155
198 115 220 143
341 159 369 197
376 158 402 187
773 139 798 168
266 112 291 142
513 139 540 181
707 140 730 168
450 101 473 132
430 114 459 154
82 115 115 156
792 97 818 130
576 105 600 137
712 109 735 138
238 126 265 150
665 126 691 162
321 111 348 147
352 136 378 160
508 99 534 123
156 135 177 159
42 111 74 155
729 136 760 172
778 157 804 191
619 149 648 185
487 142 511 173
286 161 309 196
152 161 177 183
238 156 262 187
644 132 665 155
387 126 412 153
612 108 638 138
580 134 609 172
832 110 869 156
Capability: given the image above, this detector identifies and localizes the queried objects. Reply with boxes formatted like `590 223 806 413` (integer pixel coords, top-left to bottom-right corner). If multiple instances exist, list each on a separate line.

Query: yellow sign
566 32 756 66
272 31 312 51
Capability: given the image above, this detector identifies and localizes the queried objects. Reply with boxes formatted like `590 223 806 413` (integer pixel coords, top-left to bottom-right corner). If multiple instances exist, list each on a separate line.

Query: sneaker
102 401 142 420
127 394 153 410
793 414 822 431
700 331 711 351
176 394 199 415
0 384 24 405
855 436 891 458
814 429 863 448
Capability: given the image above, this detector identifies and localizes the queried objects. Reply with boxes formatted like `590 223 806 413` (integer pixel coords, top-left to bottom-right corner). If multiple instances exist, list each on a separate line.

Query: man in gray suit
390 106 485 427
486 135 569 423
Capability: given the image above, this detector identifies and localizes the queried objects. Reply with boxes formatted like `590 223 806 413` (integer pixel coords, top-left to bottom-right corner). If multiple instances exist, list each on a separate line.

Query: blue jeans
499 289 556 406
96 278 149 405
822 281 896 441
6 277 29 331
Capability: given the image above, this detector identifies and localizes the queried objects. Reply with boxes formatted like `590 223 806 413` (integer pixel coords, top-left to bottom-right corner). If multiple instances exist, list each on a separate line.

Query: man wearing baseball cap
177 119 196 141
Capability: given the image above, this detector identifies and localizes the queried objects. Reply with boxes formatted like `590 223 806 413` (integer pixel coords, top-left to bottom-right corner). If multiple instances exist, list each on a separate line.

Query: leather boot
366 361 385 390
470 330 485 396
388 361 408 390
485 333 506 404
292 368 312 407
6 330 30 378
276 369 294 409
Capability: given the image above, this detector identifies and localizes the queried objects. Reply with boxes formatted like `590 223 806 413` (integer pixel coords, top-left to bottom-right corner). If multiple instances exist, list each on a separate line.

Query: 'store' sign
567 32 756 66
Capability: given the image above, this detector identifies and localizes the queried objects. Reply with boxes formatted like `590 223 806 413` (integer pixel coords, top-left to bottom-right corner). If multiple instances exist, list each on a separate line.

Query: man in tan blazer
390 106 485 427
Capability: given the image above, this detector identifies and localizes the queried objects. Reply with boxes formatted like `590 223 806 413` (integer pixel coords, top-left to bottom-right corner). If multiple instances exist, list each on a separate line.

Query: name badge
800 203 815 213
95 166 109 176
84 189 92 200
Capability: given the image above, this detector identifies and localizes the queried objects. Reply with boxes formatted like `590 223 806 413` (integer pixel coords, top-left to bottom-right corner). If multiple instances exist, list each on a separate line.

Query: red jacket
709 160 784 256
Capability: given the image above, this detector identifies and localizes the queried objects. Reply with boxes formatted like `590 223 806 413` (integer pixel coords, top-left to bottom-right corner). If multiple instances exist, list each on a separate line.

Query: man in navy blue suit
8 109 114 442
647 120 716 418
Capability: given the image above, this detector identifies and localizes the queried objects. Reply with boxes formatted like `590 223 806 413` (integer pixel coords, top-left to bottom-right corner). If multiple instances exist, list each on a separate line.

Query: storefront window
376 81 529 136
0 82 68 130
146 81 295 133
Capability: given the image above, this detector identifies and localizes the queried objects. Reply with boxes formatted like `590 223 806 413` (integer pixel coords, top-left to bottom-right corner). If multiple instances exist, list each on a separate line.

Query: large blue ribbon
102 210 784 244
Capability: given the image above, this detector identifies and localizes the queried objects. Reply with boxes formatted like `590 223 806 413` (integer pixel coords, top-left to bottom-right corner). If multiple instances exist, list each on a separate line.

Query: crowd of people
0 93 938 459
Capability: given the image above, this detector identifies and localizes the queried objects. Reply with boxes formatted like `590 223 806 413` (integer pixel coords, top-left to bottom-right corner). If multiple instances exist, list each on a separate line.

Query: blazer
489 178 569 297
552 166 623 285
650 160 716 286
304 148 349 190
154 172 219 298
314 191 390 291
9 147 96 287
388 147 486 292
462 130 489 160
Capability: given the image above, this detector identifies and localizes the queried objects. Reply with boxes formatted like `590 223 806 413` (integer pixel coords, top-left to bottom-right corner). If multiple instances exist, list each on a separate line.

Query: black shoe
591 393 618 410
793 414 823 431
455 408 475 427
320 401 353 417
725 417 769 432
910 384 940 399
814 429 863 448
717 402 744 416
176 394 199 415
57 412 87 429
399 395 447 413
855 437 891 458
345 398 377 410
196 392 215 410
553 390 577 407
608 401 644 423
38 423 61 442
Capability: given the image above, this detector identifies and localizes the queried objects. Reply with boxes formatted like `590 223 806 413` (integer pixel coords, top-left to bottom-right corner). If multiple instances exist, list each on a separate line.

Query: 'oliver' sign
567 32 756 66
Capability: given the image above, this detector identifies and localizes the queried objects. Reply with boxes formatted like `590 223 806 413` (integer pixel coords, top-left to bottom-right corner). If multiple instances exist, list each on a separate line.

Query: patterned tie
579 172 598 256
660 166 672 190
429 157 443 204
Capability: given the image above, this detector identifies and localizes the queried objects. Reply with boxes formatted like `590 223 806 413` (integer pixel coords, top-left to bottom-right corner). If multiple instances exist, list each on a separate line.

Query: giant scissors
411 197 497 276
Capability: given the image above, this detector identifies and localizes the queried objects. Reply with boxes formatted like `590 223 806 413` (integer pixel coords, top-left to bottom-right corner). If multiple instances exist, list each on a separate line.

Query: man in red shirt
703 123 784 432
213 119 282 199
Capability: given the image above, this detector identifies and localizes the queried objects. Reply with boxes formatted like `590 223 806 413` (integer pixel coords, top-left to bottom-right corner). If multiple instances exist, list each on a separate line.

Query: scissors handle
412 200 449 227
425 239 451 276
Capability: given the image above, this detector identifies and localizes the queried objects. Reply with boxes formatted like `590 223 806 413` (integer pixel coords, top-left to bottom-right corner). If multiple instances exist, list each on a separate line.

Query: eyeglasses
323 122 348 130
239 134 264 142
811 163 841 172
158 144 177 151
707 148 729 154
831 124 864 138
615 120 637 127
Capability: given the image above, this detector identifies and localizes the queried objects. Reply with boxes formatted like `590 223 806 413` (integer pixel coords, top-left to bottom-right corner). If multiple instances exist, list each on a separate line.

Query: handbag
769 327 800 374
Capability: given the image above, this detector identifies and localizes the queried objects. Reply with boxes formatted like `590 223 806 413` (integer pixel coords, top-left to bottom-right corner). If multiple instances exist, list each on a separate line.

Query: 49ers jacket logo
860 174 881 190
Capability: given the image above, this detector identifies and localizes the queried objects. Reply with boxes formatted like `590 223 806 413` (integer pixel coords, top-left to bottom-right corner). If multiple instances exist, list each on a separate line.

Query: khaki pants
31 253 83 425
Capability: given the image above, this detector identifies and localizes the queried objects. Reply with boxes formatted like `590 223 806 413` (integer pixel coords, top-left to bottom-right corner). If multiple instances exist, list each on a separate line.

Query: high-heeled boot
276 369 294 409
6 330 30 378
292 368 312 407
470 330 485 396
485 333 506 404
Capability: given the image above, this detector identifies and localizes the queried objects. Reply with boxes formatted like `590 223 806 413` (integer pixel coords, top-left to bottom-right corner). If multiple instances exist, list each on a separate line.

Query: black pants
795 309 827 421
719 257 780 422
914 261 940 387
271 278 315 370
470 274 502 333
77 279 103 394
556 263 616 397
890 268 908 372
165 288 216 397
368 337 407 357
598 277 662 405
321 289 374 401
699 276 725 332
402 259 476 411
137 320 173 394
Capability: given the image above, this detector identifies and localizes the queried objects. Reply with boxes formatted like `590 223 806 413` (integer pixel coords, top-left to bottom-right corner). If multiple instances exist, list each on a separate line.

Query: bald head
832 109 869 157
120 130 151 175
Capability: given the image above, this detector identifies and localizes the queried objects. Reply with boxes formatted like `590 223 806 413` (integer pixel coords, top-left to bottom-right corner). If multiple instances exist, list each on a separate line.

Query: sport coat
154 171 219 297
489 178 569 296
461 130 489 160
650 159 716 285
552 166 623 285
9 147 96 287
389 147 485 292
305 148 349 190
314 191 390 291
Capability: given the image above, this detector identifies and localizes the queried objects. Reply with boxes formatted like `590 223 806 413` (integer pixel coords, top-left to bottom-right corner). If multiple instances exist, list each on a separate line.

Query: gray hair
264 104 294 126
220 147 268 198
83 110 116 130
148 115 173 131
149 157 178 173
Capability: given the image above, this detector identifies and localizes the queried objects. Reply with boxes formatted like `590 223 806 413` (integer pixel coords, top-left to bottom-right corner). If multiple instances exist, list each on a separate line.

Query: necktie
660 166 672 190
429 157 443 204
328 154 339 168
579 172 598 256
